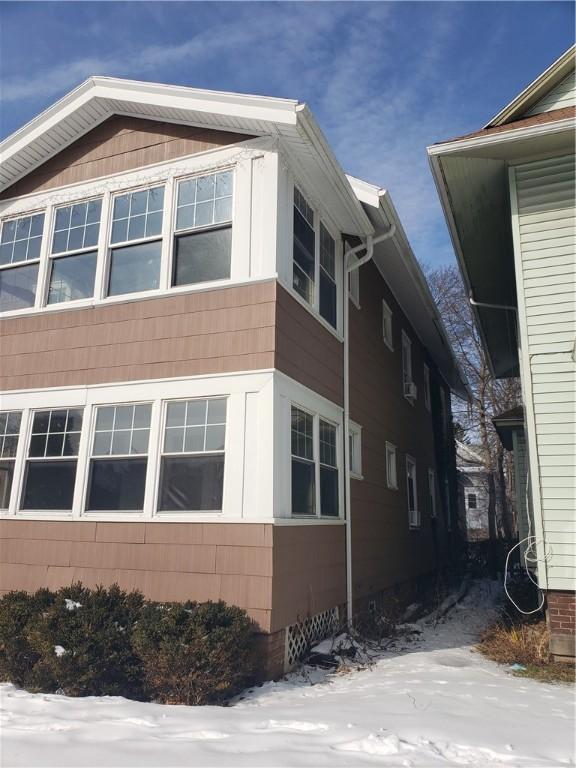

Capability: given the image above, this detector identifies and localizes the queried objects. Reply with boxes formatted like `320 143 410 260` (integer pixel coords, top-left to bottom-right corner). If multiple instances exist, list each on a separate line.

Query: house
428 47 575 661
0 78 466 677
456 441 490 541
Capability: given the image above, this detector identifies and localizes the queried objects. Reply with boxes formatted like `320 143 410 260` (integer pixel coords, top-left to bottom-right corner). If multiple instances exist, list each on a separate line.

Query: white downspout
343 223 396 626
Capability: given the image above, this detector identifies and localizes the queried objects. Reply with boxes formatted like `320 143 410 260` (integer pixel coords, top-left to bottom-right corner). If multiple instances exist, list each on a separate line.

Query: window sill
283 281 344 342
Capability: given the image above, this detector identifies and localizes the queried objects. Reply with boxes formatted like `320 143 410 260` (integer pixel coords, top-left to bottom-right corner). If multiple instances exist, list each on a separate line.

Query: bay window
0 411 21 509
21 409 83 511
159 398 226 511
87 403 151 511
0 213 44 312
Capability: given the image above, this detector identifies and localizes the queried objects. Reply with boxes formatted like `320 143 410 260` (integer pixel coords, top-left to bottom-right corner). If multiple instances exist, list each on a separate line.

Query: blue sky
0 1 573 267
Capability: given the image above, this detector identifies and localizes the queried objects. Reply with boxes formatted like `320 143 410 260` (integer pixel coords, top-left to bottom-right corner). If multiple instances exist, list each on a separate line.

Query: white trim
349 420 363 480
385 441 398 490
406 454 420 529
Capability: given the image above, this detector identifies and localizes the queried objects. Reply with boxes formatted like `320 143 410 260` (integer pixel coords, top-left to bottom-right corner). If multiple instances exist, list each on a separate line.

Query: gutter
343 223 396 626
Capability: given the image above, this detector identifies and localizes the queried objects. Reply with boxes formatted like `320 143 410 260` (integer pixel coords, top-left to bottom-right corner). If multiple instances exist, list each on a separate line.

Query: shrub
27 583 145 698
0 589 54 686
132 600 255 705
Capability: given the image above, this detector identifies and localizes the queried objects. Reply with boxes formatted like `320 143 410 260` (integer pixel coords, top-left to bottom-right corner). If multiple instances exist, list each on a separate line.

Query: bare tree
425 264 521 543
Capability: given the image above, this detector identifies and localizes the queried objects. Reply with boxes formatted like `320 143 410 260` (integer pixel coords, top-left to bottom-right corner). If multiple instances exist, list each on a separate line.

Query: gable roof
486 45 575 127
0 76 373 237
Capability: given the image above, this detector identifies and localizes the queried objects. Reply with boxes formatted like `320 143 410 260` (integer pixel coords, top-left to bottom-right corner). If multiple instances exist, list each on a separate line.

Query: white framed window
47 198 102 305
0 212 45 312
467 492 477 510
292 186 340 330
21 408 83 512
423 364 431 411
86 403 152 511
290 404 340 518
406 456 419 528
386 442 398 490
173 170 233 288
349 421 362 479
158 398 226 512
402 330 416 402
382 299 393 350
0 411 22 509
428 468 437 518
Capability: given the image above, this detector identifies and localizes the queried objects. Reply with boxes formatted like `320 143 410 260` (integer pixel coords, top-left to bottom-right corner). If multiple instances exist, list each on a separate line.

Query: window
293 188 315 305
382 299 393 350
319 224 337 328
48 199 102 304
386 442 398 490
428 468 437 518
87 403 151 511
291 406 315 516
319 419 338 517
406 456 419 528
21 409 82 510
0 213 44 311
158 398 226 512
402 331 416 401
0 412 21 509
173 170 233 287
468 493 477 510
423 364 431 411
349 422 362 479
108 186 164 296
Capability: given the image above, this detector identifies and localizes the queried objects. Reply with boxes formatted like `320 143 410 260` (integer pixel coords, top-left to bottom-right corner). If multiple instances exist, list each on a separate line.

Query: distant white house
428 46 575 662
456 441 490 541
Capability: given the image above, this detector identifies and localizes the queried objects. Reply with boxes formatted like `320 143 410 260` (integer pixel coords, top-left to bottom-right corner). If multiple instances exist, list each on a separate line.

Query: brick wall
547 590 576 660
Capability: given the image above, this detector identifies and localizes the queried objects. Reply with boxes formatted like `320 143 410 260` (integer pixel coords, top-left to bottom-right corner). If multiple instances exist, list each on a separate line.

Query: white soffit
0 77 372 236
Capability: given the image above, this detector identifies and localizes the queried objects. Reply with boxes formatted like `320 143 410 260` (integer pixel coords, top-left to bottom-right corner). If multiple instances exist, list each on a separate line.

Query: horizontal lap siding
0 520 273 630
526 70 576 116
0 282 277 390
515 155 576 591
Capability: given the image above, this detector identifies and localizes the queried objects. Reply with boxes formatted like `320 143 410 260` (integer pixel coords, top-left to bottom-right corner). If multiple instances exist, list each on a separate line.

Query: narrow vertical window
402 331 416 401
386 442 398 490
87 403 151 511
423 364 431 411
48 199 101 304
382 299 393 350
406 456 419 528
108 186 164 296
173 170 233 286
468 493 477 509
0 411 22 509
291 406 315 516
319 224 337 328
0 213 44 312
159 398 226 511
319 419 338 516
428 468 437 518
293 188 315 305
21 409 83 511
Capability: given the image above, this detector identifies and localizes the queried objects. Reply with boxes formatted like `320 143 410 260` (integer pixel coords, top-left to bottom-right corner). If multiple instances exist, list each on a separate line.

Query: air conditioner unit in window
404 381 417 400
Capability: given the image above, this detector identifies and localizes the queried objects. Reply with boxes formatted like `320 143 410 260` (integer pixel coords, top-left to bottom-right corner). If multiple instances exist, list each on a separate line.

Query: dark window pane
408 477 415 510
27 237 43 260
6 412 21 433
52 230 68 254
70 204 86 228
46 432 64 457
320 273 337 328
1 220 16 243
48 251 97 304
32 412 50 433
113 195 130 220
21 460 77 510
12 239 27 262
108 241 161 296
178 179 196 206
173 227 231 286
158 455 224 512
0 263 38 312
0 460 14 509
2 435 19 458
67 226 84 252
50 411 68 432
130 191 147 216
66 410 83 432
320 466 338 517
291 458 315 516
148 187 164 213
293 208 315 269
145 212 162 238
111 219 128 244
30 215 44 237
87 200 102 224
28 434 46 457
0 243 13 266
16 218 31 239
63 432 81 457
83 223 99 248
55 207 71 231
127 215 146 241
87 458 147 511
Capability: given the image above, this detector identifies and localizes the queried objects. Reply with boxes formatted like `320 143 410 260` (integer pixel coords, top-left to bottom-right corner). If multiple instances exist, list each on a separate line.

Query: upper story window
173 170 233 287
382 299 393 350
406 455 419 528
467 493 477 510
292 187 339 330
48 199 102 305
108 186 164 297
0 412 21 509
423 364 431 411
0 213 45 312
402 330 416 403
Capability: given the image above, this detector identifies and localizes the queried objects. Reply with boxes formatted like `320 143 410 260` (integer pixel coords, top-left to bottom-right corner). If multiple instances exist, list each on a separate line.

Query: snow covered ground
1 581 574 768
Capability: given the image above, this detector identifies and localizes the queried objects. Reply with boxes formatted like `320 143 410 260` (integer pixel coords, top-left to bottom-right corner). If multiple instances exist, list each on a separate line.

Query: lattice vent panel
284 606 339 669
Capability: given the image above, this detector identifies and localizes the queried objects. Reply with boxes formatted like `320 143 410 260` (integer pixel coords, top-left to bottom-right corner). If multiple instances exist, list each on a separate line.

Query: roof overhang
347 175 469 400
492 406 525 451
427 117 574 378
0 77 373 237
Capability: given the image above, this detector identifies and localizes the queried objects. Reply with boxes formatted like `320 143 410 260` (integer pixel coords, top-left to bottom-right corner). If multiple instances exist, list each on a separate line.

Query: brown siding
275 284 343 405
0 116 253 200
349 260 451 600
0 282 276 391
0 520 273 630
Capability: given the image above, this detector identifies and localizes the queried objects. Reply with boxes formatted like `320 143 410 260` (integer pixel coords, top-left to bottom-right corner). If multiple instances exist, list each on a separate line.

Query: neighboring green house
428 46 575 661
